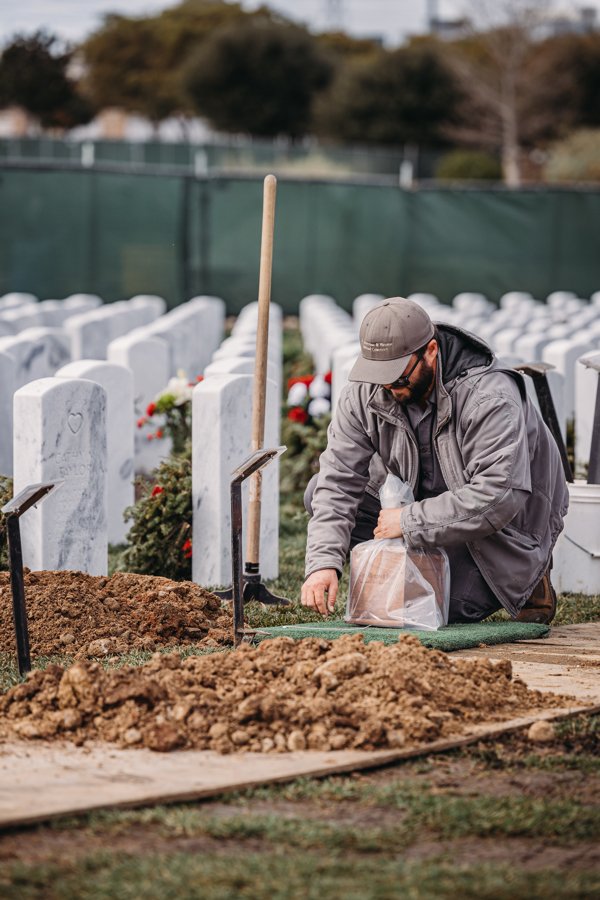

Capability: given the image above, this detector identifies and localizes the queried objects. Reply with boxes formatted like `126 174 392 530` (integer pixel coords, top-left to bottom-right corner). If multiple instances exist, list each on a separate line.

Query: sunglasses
386 349 425 390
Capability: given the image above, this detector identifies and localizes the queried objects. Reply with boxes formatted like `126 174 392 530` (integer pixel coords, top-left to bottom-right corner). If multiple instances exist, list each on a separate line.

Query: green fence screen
0 166 598 314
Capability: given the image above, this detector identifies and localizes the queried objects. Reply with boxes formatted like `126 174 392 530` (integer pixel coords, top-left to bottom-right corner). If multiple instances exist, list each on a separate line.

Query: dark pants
304 475 502 624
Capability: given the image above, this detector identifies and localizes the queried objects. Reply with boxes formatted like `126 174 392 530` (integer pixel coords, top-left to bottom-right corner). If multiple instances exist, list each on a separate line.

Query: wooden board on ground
455 623 600 702
0 623 598 830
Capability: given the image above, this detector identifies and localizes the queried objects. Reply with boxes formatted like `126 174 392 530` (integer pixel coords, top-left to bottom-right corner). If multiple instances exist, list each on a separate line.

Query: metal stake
514 363 573 482
587 369 600 485
2 482 60 676
6 516 30 675
215 447 287 645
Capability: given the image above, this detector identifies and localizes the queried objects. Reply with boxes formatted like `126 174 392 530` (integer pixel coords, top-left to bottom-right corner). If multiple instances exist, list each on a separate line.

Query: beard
388 359 435 407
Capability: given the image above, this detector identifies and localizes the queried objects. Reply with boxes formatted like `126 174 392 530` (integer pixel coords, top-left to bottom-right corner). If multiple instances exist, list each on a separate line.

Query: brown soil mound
0 570 232 658
0 633 571 753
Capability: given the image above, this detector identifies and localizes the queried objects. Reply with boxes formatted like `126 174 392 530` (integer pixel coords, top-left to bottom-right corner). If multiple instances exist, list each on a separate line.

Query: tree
313 40 463 146
544 129 600 182
442 1 549 186
183 19 333 138
0 31 92 129
81 1 263 123
522 33 600 144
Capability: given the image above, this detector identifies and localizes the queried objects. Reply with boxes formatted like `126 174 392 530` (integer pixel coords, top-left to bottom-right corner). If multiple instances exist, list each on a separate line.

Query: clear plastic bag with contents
346 475 450 631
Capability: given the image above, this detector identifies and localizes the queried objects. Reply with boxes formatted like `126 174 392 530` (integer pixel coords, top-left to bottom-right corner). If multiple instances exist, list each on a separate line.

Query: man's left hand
374 508 403 540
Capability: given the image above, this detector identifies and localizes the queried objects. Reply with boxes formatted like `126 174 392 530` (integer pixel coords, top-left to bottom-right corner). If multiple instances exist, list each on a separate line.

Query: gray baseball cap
349 297 435 384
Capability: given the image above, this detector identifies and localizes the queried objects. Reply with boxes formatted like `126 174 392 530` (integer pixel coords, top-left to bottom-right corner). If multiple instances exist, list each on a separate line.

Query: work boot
515 570 557 624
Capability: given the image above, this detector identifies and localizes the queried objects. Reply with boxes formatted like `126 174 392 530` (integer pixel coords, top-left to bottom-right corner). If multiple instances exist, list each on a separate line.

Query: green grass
3 853 599 900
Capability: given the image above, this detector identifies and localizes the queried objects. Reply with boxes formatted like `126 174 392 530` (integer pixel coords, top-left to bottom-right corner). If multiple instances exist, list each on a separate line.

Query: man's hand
301 569 338 617
374 508 403 540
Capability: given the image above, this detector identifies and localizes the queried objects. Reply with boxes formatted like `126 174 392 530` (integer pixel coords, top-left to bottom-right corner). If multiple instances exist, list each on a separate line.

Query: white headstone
192 373 279 586
0 331 71 475
13 377 108 574
108 331 171 474
543 338 595 421
406 293 440 309
0 320 15 338
56 361 134 544
0 293 37 310
492 328 523 356
352 294 383 326
19 327 72 373
452 292 490 314
332 342 360 410
513 333 553 362
130 294 167 318
63 294 103 311
66 309 112 359
499 291 533 310
0 307 44 333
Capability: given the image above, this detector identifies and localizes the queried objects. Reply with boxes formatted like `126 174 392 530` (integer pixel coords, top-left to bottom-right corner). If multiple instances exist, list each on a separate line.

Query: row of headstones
299 291 600 477
11 301 283 592
0 294 226 478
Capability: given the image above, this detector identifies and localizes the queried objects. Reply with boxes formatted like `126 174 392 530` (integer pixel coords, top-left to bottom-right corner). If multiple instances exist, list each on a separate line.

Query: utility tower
426 0 438 32
325 0 345 31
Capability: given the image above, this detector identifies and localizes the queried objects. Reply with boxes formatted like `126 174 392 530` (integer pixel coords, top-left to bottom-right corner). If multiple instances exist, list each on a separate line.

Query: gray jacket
306 325 569 617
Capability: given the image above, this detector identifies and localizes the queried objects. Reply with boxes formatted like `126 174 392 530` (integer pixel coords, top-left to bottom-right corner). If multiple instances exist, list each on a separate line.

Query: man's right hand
301 569 339 617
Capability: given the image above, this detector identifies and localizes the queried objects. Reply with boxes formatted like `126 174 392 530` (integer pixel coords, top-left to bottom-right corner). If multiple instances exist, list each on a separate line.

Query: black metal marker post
2 482 60 676
587 366 600 485
221 447 287 646
514 362 573 483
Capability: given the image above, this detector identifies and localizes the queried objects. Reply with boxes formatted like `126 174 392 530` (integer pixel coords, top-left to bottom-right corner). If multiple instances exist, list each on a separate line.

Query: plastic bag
345 475 450 631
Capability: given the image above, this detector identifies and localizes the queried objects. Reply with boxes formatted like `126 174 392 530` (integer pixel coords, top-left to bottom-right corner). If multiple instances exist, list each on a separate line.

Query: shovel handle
247 174 277 565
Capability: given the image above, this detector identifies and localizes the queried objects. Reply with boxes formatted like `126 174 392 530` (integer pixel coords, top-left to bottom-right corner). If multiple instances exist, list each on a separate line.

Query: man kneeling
301 298 568 625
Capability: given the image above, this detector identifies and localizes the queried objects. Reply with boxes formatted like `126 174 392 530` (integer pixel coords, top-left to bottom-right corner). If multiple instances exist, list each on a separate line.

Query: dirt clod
0 570 232 657
0 634 572 754
527 720 556 743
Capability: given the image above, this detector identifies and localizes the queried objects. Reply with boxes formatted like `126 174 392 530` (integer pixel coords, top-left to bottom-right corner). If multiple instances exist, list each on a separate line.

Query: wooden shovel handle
246 174 277 566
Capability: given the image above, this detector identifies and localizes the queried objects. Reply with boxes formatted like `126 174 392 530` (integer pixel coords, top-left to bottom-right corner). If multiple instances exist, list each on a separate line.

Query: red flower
324 371 332 384
146 434 154 441
288 407 309 424
182 538 192 559
151 485 164 497
146 402 157 417
196 375 204 382
155 429 164 439
136 417 146 429
287 375 315 390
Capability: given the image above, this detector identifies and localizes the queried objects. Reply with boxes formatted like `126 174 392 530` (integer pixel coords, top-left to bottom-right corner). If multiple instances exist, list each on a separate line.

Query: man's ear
424 338 438 363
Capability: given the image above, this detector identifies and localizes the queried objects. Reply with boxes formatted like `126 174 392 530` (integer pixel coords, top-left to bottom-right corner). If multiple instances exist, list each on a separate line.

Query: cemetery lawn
1 513 599 896
0 713 598 898
0 324 598 893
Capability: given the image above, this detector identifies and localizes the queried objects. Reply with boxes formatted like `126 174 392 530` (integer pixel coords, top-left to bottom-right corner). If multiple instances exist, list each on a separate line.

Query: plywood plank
0 703 597 830
0 623 598 829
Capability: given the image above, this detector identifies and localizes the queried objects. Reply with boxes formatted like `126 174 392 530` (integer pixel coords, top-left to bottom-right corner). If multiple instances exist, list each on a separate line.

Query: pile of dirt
0 570 232 657
0 633 571 753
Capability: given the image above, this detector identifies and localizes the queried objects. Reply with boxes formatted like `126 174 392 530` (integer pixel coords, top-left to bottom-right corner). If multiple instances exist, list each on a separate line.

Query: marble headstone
56 361 134 544
108 330 171 474
192 373 279 587
0 293 37 309
543 338 595 421
332 342 361 410
13 377 108 574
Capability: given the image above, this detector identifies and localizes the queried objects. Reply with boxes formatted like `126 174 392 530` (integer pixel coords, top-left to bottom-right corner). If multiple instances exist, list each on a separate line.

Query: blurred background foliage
1 0 600 185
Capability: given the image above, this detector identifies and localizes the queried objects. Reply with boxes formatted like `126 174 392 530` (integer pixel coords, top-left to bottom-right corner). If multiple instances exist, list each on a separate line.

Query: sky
0 0 597 48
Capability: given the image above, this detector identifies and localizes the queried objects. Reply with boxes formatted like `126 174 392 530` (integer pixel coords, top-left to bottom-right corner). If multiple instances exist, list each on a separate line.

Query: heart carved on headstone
68 412 84 434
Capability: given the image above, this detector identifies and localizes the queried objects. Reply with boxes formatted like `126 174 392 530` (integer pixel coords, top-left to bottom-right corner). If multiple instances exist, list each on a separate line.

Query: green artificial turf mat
253 620 549 651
